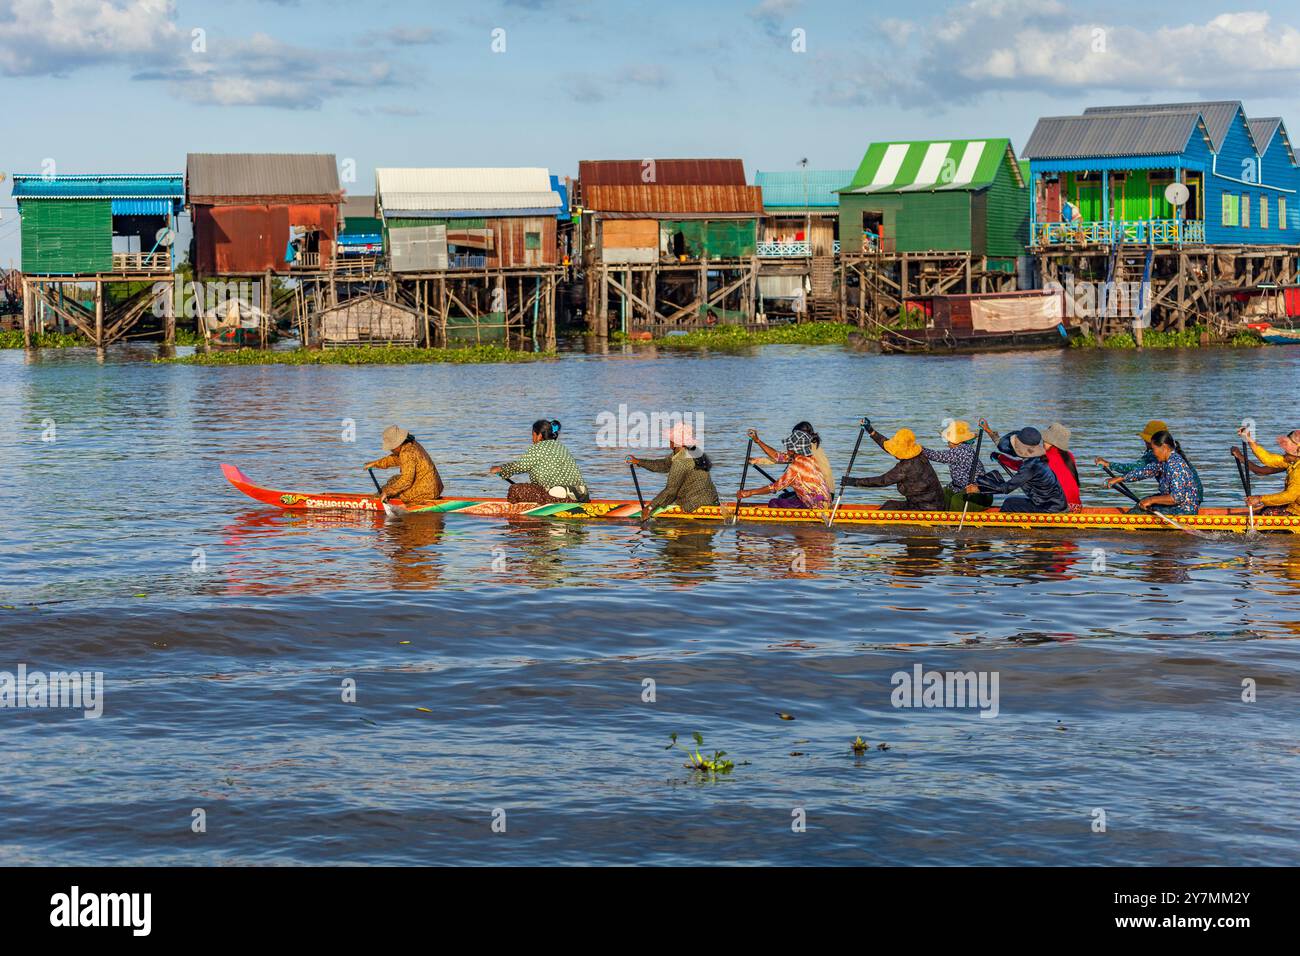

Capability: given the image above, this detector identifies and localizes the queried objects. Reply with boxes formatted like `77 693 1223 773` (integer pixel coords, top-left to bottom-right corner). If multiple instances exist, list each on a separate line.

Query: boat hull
222 464 1298 534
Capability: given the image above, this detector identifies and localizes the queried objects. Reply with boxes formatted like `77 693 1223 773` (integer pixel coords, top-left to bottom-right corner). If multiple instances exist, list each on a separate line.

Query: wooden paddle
368 468 383 493
957 422 986 532
1241 438 1255 532
730 438 754 525
827 419 868 527
629 462 648 521
1100 463 1211 537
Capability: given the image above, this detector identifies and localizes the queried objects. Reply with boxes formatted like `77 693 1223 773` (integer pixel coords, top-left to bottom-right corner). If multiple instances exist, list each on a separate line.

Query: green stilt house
837 138 1029 269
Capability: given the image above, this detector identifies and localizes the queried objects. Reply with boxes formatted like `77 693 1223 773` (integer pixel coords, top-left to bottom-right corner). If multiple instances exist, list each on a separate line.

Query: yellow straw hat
883 427 923 460
941 420 976 444
381 425 409 451
1138 420 1169 443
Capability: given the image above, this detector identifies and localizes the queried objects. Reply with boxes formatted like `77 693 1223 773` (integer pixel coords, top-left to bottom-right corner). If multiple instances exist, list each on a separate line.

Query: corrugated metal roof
754 169 855 207
1249 117 1283 152
578 159 747 187
187 153 340 200
1083 101 1245 152
375 167 561 215
582 184 763 215
341 195 376 219
1023 113 1205 159
12 174 184 200
841 139 1019 194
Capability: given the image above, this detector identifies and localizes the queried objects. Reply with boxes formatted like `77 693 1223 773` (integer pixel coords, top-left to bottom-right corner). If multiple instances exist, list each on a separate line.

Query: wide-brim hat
941 420 975 444
883 427 922 460
783 429 814 457
1043 422 1070 450
1139 420 1168 443
381 425 409 452
1010 427 1046 458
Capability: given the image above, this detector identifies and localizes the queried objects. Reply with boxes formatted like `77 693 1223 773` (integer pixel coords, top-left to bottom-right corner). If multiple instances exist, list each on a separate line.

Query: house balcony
112 250 171 273
1032 219 1205 247
757 240 841 258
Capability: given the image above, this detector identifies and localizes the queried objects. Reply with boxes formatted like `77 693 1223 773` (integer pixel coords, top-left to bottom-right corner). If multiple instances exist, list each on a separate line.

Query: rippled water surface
1 343 1298 865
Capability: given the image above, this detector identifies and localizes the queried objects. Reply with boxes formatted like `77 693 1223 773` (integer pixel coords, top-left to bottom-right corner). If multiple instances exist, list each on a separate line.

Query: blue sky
4 0 1300 263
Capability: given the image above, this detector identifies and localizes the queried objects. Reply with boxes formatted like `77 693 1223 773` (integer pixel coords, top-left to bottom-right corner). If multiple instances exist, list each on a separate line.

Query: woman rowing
982 419 1081 508
841 420 944 510
921 419 991 512
1096 419 1204 504
1236 425 1300 515
490 419 590 504
750 420 834 508
627 422 719 515
967 426 1067 513
737 425 831 509
1104 429 1201 514
365 425 444 506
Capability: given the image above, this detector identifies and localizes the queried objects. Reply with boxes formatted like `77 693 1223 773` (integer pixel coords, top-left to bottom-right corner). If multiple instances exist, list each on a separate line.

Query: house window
1261 196 1270 229
1222 193 1239 226
525 231 541 250
1242 194 1251 228
1281 197 1288 229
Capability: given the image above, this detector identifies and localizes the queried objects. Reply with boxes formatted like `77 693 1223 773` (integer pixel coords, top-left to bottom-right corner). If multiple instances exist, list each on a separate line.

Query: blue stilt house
1024 101 1300 247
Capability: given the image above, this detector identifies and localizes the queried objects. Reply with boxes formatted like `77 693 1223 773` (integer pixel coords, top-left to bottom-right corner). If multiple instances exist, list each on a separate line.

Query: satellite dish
156 227 176 247
1165 182 1190 207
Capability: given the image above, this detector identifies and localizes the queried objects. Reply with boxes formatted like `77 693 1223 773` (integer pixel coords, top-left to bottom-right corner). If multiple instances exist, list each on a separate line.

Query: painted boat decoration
1246 321 1300 345
221 464 1299 534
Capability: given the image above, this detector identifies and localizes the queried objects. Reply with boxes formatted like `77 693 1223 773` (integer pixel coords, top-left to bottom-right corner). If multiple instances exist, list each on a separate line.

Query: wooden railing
757 240 811 257
112 251 171 272
292 252 322 269
1033 219 1206 246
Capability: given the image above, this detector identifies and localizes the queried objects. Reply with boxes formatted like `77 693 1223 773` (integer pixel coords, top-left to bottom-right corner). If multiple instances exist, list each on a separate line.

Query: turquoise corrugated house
754 168 854 257
1023 100 1300 246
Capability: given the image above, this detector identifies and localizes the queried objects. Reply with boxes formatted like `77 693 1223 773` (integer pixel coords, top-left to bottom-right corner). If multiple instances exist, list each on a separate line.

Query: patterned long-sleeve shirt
922 441 984 490
365 440 443 505
1113 448 1204 504
499 439 586 491
1124 453 1202 514
765 452 832 507
1248 441 1300 513
639 449 720 514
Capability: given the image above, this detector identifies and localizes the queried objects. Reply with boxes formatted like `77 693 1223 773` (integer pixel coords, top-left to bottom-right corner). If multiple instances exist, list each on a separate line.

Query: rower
982 419 1081 509
1237 426 1300 515
364 426 443 506
627 422 719 516
490 419 590 504
921 419 991 512
1104 430 1201 515
842 420 945 510
737 426 832 509
1096 419 1204 505
967 427 1067 513
749 421 834 508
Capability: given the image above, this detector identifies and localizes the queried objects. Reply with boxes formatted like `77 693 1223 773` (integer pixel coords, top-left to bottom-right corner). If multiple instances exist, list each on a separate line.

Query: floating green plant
667 731 735 775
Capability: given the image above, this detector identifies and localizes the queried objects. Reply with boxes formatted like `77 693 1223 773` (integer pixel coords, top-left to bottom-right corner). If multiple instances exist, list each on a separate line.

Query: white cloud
0 0 181 75
821 3 1300 107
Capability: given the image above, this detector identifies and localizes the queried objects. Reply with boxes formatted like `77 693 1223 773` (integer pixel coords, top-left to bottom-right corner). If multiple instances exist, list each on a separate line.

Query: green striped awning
841 139 1020 194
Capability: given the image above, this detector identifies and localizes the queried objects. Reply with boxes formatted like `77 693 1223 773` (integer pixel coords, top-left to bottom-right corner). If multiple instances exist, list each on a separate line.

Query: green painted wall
1062 170 1179 221
21 200 113 275
978 155 1030 257
839 191 970 254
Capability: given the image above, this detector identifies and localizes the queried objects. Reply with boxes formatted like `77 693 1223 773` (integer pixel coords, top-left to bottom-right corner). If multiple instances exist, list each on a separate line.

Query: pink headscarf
666 422 696 448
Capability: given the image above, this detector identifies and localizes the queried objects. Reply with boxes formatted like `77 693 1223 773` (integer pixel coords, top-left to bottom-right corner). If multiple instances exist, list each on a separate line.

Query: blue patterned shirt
1124 453 1201 514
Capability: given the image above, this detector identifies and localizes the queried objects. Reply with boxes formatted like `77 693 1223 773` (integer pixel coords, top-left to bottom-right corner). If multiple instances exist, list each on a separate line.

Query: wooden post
164 276 176 346
21 277 33 348
94 279 104 348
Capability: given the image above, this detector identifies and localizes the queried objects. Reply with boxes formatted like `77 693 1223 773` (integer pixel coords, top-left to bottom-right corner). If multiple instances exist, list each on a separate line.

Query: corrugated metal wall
21 200 113 275
193 202 338 275
979 160 1029 258
382 216 556 268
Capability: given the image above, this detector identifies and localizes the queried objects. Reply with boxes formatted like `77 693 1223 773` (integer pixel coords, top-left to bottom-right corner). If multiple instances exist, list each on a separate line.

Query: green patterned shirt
499 439 585 489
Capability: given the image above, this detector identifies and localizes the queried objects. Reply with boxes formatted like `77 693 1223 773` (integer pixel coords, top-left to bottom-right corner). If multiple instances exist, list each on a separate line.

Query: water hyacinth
158 345 553 366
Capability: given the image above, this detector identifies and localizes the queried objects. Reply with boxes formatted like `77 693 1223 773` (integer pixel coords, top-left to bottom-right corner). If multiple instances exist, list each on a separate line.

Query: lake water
1 342 1298 865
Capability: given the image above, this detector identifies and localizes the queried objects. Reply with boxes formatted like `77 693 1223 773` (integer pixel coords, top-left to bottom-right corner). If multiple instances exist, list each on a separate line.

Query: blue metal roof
754 169 855 207
12 174 185 201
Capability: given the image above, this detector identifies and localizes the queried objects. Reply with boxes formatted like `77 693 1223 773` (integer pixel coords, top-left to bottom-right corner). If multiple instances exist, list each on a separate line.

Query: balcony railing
112 251 171 273
758 240 811 257
291 252 322 269
1032 219 1205 247
448 253 488 269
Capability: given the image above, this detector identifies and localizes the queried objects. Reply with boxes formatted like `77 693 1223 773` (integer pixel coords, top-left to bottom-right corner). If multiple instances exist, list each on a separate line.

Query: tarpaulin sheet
969 295 1063 333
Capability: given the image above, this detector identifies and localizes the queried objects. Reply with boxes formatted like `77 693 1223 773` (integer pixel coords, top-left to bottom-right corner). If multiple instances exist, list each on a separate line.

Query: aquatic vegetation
158 345 552 366
649 321 852 350
0 329 87 349
667 731 735 774
1069 324 1263 349
851 736 869 755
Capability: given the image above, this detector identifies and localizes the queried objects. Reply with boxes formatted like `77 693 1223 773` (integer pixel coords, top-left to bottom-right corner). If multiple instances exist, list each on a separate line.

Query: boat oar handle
732 438 754 524
629 462 648 519
1100 463 1143 506
368 468 383 494
753 463 779 484
1241 440 1253 497
827 422 869 527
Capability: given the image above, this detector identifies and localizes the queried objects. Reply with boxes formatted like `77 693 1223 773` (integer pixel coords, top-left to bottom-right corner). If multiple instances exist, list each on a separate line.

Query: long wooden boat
221 464 1299 534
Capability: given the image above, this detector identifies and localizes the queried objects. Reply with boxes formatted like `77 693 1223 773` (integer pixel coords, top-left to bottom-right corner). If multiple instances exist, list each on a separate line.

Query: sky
4 0 1300 263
